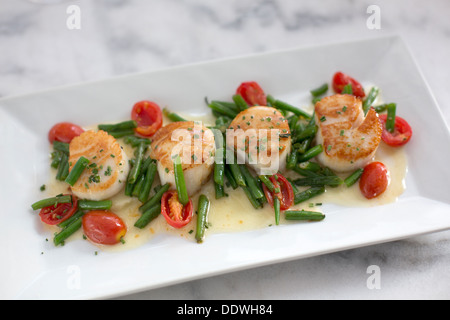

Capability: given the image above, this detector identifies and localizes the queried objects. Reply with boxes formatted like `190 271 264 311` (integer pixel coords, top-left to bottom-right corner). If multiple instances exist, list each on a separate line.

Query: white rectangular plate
1 35 450 299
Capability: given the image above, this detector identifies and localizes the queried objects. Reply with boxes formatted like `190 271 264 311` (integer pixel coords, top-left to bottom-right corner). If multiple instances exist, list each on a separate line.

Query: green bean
131 174 145 197
344 168 364 187
211 101 240 113
173 155 189 205
123 135 152 148
293 125 317 142
53 141 70 155
31 194 72 211
259 175 276 193
374 104 389 113
363 87 379 115
78 199 112 211
386 103 397 133
266 94 276 107
297 144 323 163
57 209 85 229
286 178 299 193
214 149 225 186
60 159 70 181
298 161 322 172
285 210 325 221
342 84 353 95
292 165 322 178
128 142 145 184
232 94 249 110
214 116 232 133
140 157 153 174
134 204 161 229
138 161 157 203
228 162 246 186
287 115 299 133
98 120 137 132
214 181 225 199
64 156 89 186
109 129 136 139
311 97 322 105
163 108 187 122
208 101 238 118
273 100 312 120
225 167 238 190
310 83 329 97
55 153 69 181
293 187 325 205
195 194 210 243
239 165 264 199
139 183 170 213
320 166 337 177
50 151 62 169
124 162 136 196
293 120 306 134
286 151 298 170
240 185 261 209
274 197 281 226
295 139 312 154
257 178 269 203
53 218 83 246
294 175 342 188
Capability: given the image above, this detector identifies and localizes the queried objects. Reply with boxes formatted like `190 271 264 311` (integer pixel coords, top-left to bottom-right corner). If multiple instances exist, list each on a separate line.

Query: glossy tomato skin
39 195 78 225
236 81 267 106
332 72 366 98
379 114 412 147
161 191 193 228
82 211 127 245
262 173 294 210
131 101 163 137
359 162 390 199
48 122 84 143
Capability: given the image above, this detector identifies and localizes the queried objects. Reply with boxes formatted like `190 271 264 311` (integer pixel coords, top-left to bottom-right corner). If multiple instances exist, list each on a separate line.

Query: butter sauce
43 112 407 252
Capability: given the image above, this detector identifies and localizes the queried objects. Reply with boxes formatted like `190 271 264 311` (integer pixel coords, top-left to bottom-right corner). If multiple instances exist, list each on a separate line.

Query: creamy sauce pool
43 112 407 252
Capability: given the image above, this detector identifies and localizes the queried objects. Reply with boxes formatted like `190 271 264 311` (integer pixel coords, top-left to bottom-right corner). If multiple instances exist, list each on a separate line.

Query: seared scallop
150 121 215 196
227 106 291 175
314 94 382 172
68 130 130 200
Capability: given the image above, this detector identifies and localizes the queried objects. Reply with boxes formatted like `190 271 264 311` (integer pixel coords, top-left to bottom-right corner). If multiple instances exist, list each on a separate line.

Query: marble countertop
1 0 449 299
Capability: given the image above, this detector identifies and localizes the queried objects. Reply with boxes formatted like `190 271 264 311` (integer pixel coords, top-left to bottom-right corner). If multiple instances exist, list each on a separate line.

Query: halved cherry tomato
48 122 84 143
236 81 267 106
379 114 412 147
262 173 294 210
359 162 390 199
82 211 127 245
131 101 163 137
39 194 78 225
161 190 193 229
332 72 366 98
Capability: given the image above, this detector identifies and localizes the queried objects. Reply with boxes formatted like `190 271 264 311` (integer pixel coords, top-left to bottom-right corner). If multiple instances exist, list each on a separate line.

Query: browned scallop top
68 130 126 192
227 106 291 158
315 94 382 162
150 121 215 172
